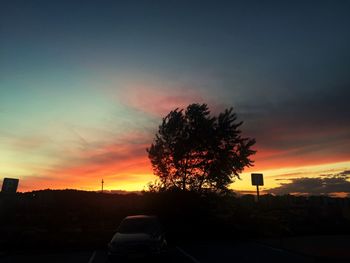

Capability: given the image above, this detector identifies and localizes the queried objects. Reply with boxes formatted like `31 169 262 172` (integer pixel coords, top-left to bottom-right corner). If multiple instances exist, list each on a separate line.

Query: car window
118 218 160 234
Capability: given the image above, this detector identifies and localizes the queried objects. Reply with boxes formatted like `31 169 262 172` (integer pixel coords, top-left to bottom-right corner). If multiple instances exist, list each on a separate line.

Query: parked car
108 215 167 260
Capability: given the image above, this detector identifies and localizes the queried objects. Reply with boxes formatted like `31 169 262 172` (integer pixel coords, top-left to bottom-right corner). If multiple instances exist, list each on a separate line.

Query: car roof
124 215 157 220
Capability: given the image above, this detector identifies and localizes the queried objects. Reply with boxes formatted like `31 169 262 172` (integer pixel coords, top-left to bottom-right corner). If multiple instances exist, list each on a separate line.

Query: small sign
1 178 19 193
251 173 264 186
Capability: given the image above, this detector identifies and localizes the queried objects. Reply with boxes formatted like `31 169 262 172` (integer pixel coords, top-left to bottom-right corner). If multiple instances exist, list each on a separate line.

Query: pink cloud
116 83 223 116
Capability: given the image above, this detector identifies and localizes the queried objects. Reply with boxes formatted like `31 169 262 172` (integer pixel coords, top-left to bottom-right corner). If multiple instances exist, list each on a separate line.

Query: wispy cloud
18 129 154 191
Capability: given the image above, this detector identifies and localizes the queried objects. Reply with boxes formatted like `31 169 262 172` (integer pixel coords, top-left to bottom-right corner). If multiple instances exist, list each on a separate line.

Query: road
0 240 314 263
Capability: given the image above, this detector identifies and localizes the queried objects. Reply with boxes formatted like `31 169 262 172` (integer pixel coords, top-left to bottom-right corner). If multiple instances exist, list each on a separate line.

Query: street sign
251 173 264 186
1 178 19 193
251 173 264 202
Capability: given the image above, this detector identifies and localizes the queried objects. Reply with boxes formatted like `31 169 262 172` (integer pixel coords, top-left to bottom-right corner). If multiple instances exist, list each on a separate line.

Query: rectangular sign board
251 173 264 186
1 178 19 193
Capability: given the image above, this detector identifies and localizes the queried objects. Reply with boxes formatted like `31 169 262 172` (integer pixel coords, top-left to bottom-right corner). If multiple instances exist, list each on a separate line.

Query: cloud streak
241 85 350 170
18 130 154 191
268 170 350 196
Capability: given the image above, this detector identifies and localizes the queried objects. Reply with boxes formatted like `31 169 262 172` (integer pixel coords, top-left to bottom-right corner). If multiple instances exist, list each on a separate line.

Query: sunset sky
1 1 349 196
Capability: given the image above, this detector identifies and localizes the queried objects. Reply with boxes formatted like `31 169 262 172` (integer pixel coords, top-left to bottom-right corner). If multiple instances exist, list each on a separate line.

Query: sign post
251 173 264 202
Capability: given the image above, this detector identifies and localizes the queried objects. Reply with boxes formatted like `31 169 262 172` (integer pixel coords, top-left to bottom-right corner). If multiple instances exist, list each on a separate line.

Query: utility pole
101 179 104 193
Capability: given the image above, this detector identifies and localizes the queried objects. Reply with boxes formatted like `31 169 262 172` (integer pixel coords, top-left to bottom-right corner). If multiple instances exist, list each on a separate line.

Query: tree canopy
147 103 256 193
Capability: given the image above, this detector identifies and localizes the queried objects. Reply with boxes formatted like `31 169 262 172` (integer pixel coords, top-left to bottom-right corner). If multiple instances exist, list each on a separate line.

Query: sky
1 0 350 196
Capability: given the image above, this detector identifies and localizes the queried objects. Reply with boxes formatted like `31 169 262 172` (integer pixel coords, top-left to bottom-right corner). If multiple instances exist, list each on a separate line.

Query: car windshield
118 217 159 234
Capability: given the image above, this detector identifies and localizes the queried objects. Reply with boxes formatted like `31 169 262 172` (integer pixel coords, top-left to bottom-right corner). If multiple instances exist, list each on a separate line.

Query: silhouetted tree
147 103 256 193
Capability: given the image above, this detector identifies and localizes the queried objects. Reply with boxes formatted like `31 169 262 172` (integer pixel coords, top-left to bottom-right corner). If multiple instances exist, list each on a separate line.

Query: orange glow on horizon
17 157 350 195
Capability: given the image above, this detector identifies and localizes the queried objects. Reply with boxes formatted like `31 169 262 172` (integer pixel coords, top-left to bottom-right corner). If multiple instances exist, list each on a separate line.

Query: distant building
1 178 19 193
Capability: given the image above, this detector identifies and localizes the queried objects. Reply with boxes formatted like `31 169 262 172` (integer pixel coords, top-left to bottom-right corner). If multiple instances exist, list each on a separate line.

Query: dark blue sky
2 1 350 102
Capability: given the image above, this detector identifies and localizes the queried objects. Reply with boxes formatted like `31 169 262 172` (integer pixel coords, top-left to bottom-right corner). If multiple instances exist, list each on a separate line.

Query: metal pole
256 185 260 202
101 179 104 193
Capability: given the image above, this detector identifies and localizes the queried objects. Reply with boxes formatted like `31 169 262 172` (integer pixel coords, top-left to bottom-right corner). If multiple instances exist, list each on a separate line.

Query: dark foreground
1 190 349 262
1 240 316 263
